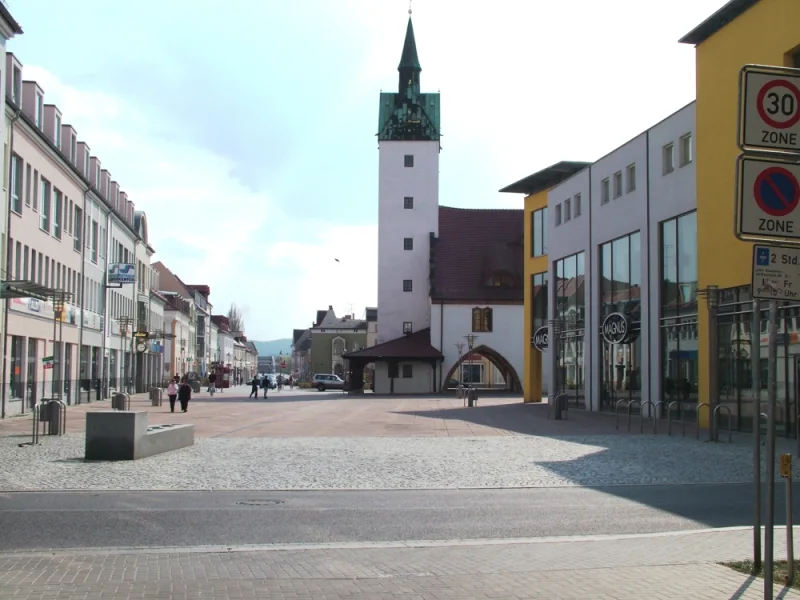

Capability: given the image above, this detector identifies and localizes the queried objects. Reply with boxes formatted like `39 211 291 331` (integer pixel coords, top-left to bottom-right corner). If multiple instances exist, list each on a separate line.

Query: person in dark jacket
178 376 192 412
250 375 260 398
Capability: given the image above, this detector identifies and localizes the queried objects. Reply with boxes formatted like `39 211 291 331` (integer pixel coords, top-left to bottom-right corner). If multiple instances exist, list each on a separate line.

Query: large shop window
531 272 548 333
599 232 642 411
554 251 585 407
531 207 548 257
659 211 698 413
9 336 24 399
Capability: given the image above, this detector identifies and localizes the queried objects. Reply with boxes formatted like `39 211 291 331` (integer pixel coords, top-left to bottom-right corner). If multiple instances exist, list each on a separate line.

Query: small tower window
403 321 413 334
486 273 515 288
404 237 413 250
404 196 414 209
404 154 414 168
403 279 413 292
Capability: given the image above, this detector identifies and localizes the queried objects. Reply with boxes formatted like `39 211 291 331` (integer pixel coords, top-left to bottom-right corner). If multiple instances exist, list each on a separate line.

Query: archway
442 344 522 393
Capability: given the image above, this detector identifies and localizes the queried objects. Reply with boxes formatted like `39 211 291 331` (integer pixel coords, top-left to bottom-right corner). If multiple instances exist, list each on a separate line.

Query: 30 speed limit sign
740 65 800 154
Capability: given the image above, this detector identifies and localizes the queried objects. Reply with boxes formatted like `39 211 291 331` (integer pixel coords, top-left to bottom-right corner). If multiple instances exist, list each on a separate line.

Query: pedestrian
167 378 178 413
207 371 217 396
249 375 260 398
288 375 294 390
178 376 192 412
262 375 269 399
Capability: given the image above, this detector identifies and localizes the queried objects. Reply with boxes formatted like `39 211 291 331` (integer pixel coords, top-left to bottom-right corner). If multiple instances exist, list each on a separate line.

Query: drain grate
236 499 285 506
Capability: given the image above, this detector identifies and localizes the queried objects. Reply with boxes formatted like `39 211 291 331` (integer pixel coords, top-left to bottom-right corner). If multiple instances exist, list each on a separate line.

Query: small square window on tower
403 279 413 292
402 364 413 378
403 321 413 334
404 237 413 250
404 154 414 168
404 196 414 209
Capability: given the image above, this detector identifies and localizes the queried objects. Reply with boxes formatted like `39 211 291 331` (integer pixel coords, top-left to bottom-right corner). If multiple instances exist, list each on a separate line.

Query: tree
227 303 245 333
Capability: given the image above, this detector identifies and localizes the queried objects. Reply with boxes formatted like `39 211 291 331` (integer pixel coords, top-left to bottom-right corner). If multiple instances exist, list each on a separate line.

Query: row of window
548 132 692 229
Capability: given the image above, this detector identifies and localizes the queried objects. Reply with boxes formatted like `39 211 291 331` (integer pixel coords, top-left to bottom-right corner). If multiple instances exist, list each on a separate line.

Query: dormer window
54 114 61 147
34 93 43 128
11 67 21 104
471 307 493 333
70 135 77 163
486 272 515 288
83 149 90 177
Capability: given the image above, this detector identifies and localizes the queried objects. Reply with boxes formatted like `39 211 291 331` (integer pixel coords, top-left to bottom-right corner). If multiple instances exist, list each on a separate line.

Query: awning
0 280 56 301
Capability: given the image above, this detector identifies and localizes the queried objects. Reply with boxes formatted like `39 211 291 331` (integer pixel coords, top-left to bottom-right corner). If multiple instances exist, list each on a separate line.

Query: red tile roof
432 206 524 303
343 328 443 361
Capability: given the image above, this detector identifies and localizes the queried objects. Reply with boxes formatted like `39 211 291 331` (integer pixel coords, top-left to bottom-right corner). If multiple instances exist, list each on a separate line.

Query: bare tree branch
227 303 245 333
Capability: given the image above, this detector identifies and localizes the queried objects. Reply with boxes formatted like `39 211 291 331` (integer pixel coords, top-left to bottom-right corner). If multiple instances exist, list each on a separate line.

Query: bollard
780 453 794 586
150 387 163 407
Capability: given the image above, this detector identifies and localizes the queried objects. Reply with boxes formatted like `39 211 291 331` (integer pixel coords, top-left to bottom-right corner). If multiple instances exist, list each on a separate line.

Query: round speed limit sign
757 79 800 130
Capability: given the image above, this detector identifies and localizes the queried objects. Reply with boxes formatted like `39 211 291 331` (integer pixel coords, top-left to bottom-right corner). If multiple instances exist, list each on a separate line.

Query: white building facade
545 101 697 412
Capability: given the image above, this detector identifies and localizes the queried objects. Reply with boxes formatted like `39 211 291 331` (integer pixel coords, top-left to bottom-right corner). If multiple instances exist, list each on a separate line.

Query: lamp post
180 337 187 378
464 334 478 387
50 290 72 401
455 342 465 397
117 316 134 394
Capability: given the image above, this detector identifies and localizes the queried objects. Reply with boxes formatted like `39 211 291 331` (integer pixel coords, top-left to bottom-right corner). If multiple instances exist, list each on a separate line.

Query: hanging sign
531 326 548 352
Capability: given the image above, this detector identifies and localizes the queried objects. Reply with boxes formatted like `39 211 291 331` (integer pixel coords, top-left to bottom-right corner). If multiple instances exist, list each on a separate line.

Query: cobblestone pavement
1 528 797 599
0 429 795 491
0 389 637 438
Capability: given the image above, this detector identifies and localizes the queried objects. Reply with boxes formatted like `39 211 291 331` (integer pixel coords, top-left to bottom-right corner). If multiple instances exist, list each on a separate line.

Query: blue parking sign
756 247 770 266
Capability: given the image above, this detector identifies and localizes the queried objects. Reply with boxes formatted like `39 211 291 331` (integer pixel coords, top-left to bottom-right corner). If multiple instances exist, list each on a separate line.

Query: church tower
376 14 441 344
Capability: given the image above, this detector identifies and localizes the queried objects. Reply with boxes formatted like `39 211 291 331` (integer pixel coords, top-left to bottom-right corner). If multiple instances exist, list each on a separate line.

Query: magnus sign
601 312 634 345
532 326 548 352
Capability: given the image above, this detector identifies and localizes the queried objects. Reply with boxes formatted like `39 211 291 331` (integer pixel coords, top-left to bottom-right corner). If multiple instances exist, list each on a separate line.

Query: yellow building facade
501 162 590 403
681 0 800 427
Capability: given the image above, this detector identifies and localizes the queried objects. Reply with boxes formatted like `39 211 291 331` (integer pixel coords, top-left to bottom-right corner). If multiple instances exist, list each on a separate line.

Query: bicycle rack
627 399 642 432
615 399 629 430
667 401 685 437
712 405 732 443
696 402 712 441
638 400 655 434
652 401 666 434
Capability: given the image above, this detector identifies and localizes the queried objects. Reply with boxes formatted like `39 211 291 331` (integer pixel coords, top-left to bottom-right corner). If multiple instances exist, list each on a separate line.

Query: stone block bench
85 411 194 461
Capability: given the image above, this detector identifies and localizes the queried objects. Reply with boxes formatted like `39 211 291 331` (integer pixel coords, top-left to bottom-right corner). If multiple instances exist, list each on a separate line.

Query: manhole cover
236 500 285 506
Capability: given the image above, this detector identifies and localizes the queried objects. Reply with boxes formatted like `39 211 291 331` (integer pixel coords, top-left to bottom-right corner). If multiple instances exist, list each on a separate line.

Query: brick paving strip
1 527 799 599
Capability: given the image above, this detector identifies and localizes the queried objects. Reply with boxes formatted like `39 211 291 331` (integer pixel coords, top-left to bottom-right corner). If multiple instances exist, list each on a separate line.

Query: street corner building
342 14 526 394
502 0 800 434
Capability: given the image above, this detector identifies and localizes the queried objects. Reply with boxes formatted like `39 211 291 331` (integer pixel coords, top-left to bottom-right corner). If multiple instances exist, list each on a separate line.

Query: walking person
249 375 260 398
167 378 178 413
178 376 192 413
207 371 217 396
262 375 269 399
288 375 294 390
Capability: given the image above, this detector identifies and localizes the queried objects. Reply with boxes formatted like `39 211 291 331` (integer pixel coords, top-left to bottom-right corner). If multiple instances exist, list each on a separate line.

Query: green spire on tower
398 17 421 72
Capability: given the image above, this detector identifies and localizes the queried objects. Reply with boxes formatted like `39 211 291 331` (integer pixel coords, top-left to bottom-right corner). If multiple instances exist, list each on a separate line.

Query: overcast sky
6 0 726 339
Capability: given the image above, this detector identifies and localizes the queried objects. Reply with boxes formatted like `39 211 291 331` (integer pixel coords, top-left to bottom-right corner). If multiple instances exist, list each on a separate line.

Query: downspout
645 131 652 409
1 107 22 419
78 187 88 402
439 301 443 392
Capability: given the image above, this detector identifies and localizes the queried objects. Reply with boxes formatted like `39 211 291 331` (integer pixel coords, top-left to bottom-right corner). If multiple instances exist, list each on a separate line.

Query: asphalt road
0 483 793 551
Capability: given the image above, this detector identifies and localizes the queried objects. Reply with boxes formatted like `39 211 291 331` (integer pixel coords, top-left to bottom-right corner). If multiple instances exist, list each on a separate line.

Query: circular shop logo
602 312 631 345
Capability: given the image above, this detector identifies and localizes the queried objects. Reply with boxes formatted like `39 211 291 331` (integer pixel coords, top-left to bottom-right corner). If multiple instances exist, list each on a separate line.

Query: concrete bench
84 411 194 461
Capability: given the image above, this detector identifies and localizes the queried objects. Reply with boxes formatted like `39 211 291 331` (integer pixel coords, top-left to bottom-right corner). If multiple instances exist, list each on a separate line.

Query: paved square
0 387 793 492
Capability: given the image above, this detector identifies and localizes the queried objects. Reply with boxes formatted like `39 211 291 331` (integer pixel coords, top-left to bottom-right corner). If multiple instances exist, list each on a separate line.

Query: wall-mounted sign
108 263 136 285
601 312 636 345
531 326 548 352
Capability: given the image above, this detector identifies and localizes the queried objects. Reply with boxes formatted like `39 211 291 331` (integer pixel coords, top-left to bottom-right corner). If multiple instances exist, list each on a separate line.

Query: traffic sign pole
738 65 800 600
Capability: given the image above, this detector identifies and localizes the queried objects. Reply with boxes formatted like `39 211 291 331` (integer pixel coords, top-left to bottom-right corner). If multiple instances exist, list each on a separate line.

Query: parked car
311 373 346 391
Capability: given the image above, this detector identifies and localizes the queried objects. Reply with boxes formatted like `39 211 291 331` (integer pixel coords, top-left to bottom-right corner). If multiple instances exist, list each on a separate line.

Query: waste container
47 401 65 435
112 392 129 411
38 399 52 422
149 387 163 407
552 395 563 420
189 380 201 394
467 388 478 407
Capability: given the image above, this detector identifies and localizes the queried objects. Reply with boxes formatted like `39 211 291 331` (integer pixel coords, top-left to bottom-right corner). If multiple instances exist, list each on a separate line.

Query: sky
5 0 727 340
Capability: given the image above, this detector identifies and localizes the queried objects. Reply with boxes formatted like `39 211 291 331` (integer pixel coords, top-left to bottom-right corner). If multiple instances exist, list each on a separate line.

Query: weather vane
408 0 412 15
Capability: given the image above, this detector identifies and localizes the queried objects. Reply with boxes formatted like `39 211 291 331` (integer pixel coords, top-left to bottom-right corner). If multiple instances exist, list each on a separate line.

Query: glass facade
531 272 548 334
554 252 585 407
659 211 698 416
599 232 642 411
531 208 548 257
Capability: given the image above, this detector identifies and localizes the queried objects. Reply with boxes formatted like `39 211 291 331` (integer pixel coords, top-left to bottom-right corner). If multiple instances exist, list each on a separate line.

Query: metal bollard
781 453 795 586
149 387 163 407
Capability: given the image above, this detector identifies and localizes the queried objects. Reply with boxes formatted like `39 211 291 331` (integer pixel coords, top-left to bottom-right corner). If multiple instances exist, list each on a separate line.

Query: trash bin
112 392 129 411
38 399 52 422
149 387 163 407
190 380 201 394
47 401 65 435
467 388 477 408
552 396 563 420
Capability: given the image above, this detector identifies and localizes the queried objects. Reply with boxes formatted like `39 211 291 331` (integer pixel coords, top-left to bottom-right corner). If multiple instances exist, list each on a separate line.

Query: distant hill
253 339 292 356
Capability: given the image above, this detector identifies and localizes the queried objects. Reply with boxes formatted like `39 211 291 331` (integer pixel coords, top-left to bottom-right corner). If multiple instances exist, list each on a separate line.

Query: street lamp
49 290 72 401
118 316 134 394
464 334 478 387
455 342 465 397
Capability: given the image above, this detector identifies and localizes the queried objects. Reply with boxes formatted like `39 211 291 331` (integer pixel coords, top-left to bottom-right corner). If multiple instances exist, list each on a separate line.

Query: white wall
431 303 523 389
377 140 439 343
546 101 696 411
373 361 434 394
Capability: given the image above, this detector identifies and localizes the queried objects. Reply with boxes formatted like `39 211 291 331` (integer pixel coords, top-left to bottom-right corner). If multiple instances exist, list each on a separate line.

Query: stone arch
443 344 522 392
